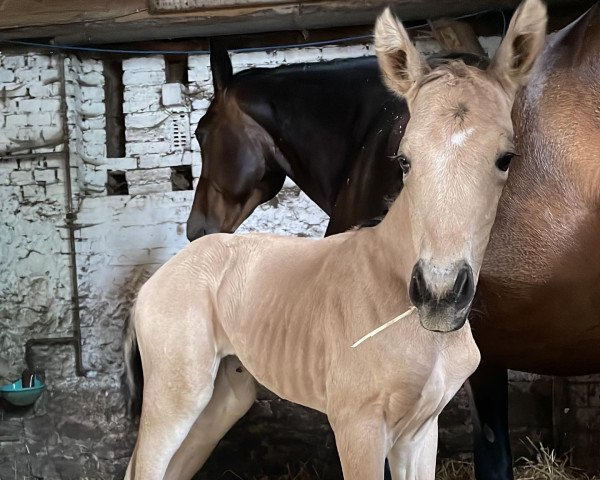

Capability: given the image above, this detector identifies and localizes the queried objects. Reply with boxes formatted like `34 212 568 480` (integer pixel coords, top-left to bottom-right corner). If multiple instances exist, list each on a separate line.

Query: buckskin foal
124 1 546 478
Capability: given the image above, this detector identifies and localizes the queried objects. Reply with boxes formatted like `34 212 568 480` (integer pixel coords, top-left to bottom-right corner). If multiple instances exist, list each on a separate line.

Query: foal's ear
374 8 430 97
489 0 547 95
210 40 233 93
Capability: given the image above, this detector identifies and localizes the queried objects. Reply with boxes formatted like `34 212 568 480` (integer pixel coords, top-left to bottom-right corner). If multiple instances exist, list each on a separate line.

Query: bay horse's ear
374 8 430 97
489 0 547 95
210 40 233 93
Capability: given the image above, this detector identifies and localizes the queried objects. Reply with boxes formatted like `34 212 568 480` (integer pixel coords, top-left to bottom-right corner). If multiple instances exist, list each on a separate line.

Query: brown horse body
476 5 600 374
466 6 600 478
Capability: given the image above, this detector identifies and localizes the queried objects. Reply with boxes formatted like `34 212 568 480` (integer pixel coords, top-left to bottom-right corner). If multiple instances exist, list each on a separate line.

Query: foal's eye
495 153 515 172
396 155 411 175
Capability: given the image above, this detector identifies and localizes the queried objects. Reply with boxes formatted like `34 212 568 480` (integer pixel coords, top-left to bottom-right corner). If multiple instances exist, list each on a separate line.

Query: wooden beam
148 0 284 14
0 0 147 29
0 0 594 45
429 19 486 55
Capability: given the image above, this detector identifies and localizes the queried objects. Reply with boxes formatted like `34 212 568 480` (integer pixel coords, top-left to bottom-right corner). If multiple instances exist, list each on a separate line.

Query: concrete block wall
0 54 63 155
0 154 73 380
64 56 106 195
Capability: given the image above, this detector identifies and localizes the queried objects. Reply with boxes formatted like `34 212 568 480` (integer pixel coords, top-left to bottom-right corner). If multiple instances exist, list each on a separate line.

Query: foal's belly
222 315 329 414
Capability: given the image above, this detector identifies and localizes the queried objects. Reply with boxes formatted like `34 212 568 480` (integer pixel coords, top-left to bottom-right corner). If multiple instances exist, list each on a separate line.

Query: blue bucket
0 377 45 406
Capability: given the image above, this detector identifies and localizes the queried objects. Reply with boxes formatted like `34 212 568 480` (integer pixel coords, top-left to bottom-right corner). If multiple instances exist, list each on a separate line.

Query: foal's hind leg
126 343 220 479
164 356 257 480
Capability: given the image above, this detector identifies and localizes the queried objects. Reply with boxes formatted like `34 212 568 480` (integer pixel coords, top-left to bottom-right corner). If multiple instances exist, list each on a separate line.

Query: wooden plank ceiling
0 0 593 45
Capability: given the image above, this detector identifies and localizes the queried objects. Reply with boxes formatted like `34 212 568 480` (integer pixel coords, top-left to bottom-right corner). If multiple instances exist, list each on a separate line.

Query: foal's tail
123 302 144 418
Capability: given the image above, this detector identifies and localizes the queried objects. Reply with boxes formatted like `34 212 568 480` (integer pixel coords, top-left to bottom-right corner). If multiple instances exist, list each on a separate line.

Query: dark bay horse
186 51 406 240
186 4 600 478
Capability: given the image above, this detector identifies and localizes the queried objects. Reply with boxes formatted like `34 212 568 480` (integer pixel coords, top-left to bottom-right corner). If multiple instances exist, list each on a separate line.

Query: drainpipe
25 52 86 377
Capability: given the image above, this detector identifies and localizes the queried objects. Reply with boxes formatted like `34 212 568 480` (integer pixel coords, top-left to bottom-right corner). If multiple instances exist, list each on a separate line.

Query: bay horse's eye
396 155 411 175
496 153 515 172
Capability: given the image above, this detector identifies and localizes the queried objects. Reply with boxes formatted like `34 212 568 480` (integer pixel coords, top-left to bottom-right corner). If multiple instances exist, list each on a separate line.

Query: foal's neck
358 191 415 285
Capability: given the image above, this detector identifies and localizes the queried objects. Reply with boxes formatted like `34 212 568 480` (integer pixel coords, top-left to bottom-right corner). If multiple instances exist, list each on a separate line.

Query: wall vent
168 114 191 151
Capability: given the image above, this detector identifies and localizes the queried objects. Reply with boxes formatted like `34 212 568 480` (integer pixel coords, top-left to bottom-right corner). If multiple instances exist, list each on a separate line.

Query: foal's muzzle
409 260 475 332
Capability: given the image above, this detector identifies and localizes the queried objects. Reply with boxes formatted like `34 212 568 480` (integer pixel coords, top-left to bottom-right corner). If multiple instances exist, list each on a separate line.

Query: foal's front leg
387 418 438 480
330 413 388 480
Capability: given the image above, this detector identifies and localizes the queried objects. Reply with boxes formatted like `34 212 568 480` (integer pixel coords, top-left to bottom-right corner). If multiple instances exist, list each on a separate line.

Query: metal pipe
25 337 83 377
0 151 64 161
59 52 86 377
24 52 86 377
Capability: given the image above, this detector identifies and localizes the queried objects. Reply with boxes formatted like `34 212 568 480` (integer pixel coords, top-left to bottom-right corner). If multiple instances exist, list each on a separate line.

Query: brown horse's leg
467 363 513 480
164 356 256 480
330 413 387 480
387 418 438 480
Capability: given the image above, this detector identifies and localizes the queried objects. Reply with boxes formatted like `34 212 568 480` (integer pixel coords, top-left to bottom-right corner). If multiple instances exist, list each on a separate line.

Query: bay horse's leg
330 414 387 480
126 346 220 479
387 419 438 480
164 356 256 480
467 363 513 480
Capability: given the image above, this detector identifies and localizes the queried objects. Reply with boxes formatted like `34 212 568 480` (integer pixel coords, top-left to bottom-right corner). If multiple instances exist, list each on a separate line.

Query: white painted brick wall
34 168 58 184
0 68 15 82
0 155 73 381
79 71 103 86
123 70 166 86
0 53 66 155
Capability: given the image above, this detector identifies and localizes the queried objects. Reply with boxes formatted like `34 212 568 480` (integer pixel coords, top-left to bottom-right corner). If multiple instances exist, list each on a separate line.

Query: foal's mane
419 54 491 90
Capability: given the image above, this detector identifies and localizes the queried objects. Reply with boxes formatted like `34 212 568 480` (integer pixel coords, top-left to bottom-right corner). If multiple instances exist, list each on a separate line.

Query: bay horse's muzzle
409 260 475 332
186 212 220 242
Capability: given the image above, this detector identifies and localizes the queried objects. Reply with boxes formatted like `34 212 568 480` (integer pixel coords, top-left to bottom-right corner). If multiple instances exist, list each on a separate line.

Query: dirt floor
244 441 599 480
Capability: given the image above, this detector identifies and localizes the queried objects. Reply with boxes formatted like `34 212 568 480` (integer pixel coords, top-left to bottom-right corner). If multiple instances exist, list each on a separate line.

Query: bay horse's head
375 0 547 332
187 47 286 241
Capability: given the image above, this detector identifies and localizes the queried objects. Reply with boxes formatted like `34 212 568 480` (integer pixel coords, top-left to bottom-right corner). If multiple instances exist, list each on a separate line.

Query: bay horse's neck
233 58 391 215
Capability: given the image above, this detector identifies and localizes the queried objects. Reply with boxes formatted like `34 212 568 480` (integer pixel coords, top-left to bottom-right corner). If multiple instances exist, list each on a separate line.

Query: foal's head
375 0 546 332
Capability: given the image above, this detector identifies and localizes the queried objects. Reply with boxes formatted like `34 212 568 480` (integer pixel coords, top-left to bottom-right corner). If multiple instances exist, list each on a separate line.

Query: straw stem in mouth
351 306 417 348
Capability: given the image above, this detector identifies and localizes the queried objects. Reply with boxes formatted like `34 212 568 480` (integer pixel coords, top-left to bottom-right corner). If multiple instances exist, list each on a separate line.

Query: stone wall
1 36 599 479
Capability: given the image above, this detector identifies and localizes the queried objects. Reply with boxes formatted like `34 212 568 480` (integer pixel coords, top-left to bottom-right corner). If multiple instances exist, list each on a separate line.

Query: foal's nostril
409 262 429 307
453 264 474 310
